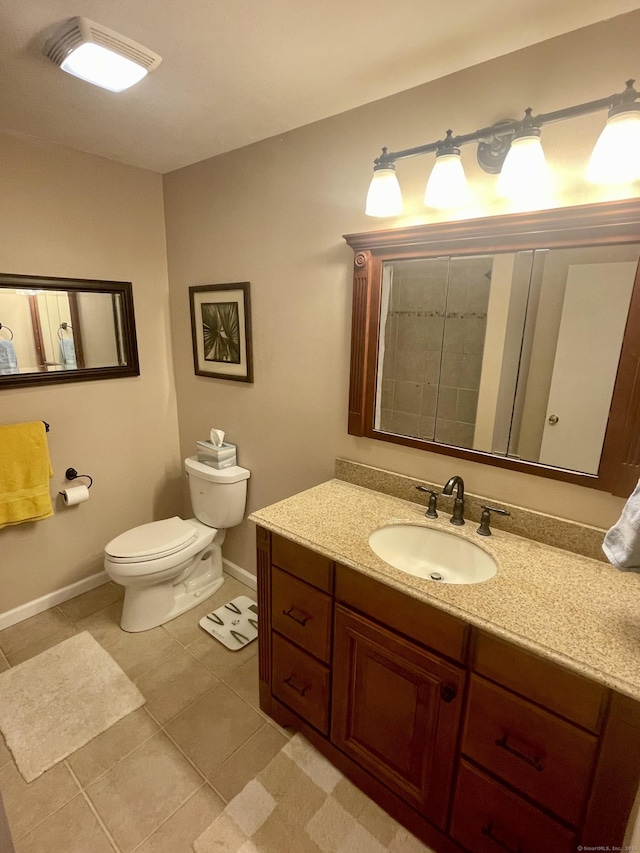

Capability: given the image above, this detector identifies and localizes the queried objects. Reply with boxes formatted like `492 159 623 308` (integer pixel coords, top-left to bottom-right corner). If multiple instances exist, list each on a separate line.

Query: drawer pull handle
481 821 523 853
283 675 309 696
494 734 544 772
282 607 309 627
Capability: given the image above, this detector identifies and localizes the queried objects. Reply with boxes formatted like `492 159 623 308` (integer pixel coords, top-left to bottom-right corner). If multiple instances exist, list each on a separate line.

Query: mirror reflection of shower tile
421 383 438 416
394 381 423 415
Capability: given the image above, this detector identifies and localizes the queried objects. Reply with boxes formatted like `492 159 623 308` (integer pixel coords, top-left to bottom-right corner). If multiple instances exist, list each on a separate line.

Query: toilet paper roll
61 485 90 506
210 428 225 447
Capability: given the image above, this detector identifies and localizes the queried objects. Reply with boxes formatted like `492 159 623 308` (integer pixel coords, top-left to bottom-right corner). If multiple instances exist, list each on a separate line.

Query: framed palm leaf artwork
189 282 253 382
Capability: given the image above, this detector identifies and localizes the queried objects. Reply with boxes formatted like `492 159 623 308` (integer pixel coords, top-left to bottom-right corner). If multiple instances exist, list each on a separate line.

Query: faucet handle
416 485 439 519
477 504 511 536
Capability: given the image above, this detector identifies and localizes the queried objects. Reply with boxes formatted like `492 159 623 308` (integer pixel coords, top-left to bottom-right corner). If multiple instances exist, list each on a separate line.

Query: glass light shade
61 43 148 92
587 108 640 184
497 133 550 203
365 168 403 217
424 152 469 209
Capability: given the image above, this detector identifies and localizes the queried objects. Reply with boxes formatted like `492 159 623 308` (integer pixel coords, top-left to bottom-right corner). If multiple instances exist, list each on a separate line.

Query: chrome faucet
442 475 465 526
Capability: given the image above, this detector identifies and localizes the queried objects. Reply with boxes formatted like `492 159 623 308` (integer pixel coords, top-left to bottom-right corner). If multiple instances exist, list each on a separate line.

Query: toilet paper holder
58 468 93 495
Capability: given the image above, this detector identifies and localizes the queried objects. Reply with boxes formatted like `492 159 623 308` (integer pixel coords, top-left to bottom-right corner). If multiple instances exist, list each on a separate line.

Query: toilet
104 456 250 632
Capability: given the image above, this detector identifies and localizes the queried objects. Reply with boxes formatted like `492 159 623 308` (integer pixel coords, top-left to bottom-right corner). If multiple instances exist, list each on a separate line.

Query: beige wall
0 132 182 612
164 12 640 578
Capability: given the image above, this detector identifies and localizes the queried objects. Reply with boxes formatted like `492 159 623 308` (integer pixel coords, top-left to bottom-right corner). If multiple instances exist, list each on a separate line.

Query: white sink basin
369 524 497 584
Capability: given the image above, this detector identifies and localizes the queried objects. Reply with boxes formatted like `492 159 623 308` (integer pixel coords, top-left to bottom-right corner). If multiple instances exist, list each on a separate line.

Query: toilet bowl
104 458 250 632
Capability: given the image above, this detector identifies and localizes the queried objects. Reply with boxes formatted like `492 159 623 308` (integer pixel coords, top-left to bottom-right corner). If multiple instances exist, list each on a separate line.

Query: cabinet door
331 604 464 827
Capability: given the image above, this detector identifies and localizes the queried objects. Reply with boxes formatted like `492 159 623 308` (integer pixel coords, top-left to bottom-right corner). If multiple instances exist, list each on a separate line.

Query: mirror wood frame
344 198 640 497
0 272 139 389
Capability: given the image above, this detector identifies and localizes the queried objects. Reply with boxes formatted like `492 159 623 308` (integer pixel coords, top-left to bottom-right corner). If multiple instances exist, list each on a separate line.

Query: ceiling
1 0 638 174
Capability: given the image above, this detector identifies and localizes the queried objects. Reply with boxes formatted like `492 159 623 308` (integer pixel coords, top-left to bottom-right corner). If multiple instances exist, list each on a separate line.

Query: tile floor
0 575 291 853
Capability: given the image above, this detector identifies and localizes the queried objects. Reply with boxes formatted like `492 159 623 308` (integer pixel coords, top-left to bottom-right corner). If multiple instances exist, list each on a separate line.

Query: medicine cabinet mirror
345 198 640 497
0 273 139 388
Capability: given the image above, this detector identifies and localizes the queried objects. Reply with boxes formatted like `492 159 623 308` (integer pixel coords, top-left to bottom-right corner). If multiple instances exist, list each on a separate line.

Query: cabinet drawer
450 760 576 853
272 566 332 662
272 633 330 734
335 563 468 662
271 534 333 592
462 675 597 825
473 631 606 733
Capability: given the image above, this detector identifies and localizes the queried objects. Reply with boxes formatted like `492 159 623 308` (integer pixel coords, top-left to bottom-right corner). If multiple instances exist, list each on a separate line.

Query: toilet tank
184 457 250 529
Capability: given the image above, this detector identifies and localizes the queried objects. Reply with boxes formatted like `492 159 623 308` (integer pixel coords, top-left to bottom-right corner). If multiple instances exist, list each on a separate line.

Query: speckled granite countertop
249 479 640 702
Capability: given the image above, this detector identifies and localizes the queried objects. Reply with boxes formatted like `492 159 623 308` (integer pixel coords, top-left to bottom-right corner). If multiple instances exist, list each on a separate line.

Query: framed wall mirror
0 273 139 388
344 198 640 497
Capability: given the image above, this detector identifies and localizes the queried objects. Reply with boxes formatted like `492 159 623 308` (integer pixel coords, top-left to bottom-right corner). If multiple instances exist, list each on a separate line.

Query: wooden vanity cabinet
256 527 640 853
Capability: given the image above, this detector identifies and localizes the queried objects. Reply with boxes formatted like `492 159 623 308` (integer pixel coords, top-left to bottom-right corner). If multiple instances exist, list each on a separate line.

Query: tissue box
196 440 237 469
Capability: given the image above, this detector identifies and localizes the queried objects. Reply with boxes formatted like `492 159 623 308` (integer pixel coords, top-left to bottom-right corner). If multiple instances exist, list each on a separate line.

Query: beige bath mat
193 733 434 853
0 631 145 782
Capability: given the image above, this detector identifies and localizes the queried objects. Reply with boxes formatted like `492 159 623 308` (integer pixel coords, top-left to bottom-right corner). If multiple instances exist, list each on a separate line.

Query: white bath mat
0 631 145 782
198 596 258 650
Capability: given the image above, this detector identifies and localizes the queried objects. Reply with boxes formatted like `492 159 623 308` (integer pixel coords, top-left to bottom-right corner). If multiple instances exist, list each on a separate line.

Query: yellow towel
0 422 53 529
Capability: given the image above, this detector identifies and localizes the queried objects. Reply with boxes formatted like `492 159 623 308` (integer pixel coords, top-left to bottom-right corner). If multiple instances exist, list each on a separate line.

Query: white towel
603 479 640 572
0 340 19 375
59 336 77 370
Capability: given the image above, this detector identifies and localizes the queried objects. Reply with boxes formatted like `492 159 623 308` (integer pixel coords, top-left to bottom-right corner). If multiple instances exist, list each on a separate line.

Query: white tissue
61 485 90 506
210 428 225 447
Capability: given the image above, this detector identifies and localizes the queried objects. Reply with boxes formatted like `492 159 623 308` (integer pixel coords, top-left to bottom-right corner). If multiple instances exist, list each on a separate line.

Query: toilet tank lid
185 457 250 484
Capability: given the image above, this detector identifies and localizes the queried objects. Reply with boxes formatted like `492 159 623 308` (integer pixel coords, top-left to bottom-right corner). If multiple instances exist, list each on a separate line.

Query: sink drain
429 572 443 581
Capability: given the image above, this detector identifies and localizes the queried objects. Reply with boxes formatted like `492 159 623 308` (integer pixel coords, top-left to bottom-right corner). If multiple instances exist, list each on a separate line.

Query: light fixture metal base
476 120 516 174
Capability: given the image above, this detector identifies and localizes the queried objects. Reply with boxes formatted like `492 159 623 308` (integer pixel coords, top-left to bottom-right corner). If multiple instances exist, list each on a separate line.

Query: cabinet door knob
440 684 457 703
548 414 559 425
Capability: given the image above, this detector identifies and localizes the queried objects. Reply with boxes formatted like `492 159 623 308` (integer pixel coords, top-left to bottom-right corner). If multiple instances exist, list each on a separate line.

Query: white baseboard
223 558 257 591
0 561 255 632
0 571 109 631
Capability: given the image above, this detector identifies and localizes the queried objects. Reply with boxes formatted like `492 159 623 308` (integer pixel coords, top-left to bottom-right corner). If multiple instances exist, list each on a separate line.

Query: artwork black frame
189 282 253 383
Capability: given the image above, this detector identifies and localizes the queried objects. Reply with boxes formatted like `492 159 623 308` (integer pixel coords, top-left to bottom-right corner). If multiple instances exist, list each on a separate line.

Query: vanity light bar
366 79 640 216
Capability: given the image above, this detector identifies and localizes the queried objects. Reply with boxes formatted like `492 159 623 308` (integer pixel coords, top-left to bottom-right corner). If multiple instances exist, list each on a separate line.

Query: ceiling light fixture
43 17 162 93
366 79 640 217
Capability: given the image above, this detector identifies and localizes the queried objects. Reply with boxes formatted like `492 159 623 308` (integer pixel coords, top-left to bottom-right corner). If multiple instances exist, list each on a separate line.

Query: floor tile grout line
182 637 258 680
151 680 221 729
54 605 79 630
207 778 230 806
205 719 272 793
128 782 216 852
145 677 270 795
131 643 206 687
9 763 84 843
0 595 119 662
71 718 160 792
0 625 76 663
66 761 122 853
144 706 210 784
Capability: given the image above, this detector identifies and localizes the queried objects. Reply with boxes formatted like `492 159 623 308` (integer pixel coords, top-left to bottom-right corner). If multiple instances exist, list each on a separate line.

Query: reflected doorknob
548 414 559 425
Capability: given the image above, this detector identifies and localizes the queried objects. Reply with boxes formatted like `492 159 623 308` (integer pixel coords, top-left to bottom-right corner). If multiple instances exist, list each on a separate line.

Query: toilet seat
105 517 198 563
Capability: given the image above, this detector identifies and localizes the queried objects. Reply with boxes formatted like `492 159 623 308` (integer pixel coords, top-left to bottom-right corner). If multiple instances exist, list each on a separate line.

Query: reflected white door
539 262 636 474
